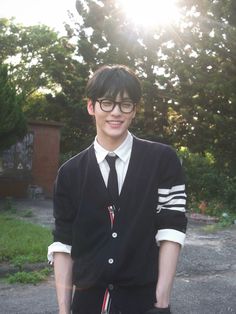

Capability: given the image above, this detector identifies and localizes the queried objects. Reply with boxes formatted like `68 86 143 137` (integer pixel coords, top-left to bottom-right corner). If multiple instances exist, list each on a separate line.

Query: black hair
86 65 142 103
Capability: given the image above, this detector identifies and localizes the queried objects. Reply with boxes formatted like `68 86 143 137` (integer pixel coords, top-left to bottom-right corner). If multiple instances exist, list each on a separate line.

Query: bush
178 147 236 211
222 176 236 210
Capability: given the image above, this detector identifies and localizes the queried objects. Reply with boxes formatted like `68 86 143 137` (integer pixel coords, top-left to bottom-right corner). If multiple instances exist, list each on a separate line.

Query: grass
0 211 53 284
7 268 51 284
0 211 52 267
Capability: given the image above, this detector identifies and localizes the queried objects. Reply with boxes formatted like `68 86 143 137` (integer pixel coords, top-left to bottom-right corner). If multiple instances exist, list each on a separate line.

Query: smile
107 121 123 126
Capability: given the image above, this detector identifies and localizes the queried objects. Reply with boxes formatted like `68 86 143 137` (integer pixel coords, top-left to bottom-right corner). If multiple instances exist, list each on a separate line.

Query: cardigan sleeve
52 165 77 245
155 146 188 246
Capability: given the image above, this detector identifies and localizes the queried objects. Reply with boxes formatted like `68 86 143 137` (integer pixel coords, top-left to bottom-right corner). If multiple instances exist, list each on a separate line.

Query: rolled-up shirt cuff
47 242 72 264
155 229 186 247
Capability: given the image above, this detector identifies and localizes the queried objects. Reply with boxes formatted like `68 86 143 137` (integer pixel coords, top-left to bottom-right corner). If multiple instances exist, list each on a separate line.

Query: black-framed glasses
96 98 136 113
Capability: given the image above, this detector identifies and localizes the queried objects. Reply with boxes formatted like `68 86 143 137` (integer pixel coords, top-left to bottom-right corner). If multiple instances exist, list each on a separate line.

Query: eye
101 100 113 107
121 101 133 108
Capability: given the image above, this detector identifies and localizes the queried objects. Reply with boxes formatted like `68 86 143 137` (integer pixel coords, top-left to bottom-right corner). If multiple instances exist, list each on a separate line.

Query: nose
111 103 122 114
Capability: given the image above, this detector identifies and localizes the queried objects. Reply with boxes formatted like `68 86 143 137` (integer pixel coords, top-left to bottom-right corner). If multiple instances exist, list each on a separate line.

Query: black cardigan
53 136 187 288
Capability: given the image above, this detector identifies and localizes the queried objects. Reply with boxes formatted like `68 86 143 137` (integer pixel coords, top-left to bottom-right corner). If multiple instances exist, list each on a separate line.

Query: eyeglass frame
95 98 137 114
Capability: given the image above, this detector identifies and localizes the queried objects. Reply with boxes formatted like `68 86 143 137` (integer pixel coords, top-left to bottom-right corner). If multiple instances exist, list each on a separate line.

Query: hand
144 306 171 314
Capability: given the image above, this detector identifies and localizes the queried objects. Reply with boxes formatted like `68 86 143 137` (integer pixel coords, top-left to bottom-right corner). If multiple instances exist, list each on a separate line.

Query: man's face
87 91 136 148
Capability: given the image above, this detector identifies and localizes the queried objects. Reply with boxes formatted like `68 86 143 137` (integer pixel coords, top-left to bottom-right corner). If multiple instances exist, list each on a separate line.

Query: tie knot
105 155 118 169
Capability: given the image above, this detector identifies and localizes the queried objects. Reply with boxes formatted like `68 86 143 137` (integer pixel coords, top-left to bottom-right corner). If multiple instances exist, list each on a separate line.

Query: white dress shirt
94 131 133 194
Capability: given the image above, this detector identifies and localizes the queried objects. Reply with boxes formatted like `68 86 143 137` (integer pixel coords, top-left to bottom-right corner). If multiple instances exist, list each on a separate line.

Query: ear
87 99 95 116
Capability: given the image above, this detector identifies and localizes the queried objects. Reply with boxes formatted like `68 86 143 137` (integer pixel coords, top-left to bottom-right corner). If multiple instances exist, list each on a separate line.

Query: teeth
108 121 122 125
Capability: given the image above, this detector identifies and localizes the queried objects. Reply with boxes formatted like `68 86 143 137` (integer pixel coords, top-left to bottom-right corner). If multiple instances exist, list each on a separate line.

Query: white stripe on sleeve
158 184 185 195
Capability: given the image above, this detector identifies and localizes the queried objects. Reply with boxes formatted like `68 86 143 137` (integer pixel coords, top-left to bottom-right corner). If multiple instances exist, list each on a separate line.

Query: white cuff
155 229 186 247
47 242 72 264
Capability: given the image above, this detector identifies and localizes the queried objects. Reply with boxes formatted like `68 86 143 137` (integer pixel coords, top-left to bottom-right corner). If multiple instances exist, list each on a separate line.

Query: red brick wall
29 121 62 197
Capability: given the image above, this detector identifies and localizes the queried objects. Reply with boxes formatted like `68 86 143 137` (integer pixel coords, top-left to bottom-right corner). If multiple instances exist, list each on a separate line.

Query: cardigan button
108 284 114 291
108 258 114 264
112 232 117 238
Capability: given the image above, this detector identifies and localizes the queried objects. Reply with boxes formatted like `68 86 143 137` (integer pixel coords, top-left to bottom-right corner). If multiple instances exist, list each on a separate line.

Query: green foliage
221 177 236 208
0 64 27 151
0 18 91 153
73 0 236 172
0 213 52 264
0 18 72 97
1 2 236 174
59 151 77 165
0 210 52 284
169 0 236 174
7 268 51 284
217 212 236 228
12 255 39 269
179 147 236 211
74 0 169 139
179 147 219 200
202 208 236 231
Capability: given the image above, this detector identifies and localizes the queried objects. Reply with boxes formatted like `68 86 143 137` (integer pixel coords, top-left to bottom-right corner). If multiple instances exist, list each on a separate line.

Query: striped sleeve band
157 184 186 213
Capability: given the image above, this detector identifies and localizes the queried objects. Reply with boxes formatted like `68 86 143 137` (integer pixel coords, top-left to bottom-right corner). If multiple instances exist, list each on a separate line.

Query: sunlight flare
119 0 181 27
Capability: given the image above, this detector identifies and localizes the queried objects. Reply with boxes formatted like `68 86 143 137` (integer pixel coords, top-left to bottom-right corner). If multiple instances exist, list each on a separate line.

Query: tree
74 0 175 142
163 0 236 173
0 18 78 97
74 0 236 173
1 1 236 173
1 17 92 154
0 64 27 151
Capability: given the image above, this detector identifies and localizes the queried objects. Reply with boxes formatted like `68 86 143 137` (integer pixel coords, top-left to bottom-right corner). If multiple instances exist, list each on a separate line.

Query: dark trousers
71 283 157 314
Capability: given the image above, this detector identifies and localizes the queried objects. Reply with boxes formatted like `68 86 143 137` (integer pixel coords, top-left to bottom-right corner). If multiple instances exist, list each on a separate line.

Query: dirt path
172 222 236 313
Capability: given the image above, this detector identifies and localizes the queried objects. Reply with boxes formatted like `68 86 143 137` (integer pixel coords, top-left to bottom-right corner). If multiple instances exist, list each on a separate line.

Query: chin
107 130 126 139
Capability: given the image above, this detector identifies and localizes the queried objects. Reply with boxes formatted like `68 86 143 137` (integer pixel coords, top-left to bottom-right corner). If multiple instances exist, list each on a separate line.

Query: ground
0 199 236 313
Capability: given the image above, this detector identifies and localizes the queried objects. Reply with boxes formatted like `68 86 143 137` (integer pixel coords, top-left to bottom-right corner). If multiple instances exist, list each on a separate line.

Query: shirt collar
94 132 133 164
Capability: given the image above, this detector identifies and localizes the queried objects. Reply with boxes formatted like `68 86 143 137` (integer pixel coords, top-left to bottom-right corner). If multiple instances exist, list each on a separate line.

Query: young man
48 65 187 314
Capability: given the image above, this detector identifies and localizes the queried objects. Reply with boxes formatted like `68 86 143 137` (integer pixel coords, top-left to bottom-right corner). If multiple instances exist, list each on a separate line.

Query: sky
0 0 78 33
0 0 182 34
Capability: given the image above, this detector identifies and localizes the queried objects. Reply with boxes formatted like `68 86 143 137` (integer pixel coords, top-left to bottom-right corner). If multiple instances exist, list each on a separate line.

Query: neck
96 132 128 151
